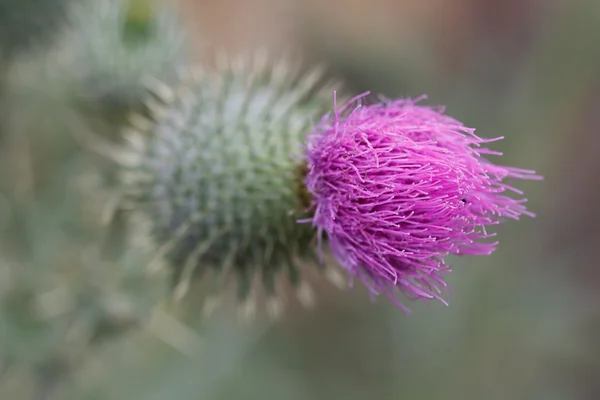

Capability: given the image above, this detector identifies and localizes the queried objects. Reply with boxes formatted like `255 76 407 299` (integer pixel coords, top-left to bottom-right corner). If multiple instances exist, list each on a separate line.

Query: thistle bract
119 55 342 317
305 94 541 311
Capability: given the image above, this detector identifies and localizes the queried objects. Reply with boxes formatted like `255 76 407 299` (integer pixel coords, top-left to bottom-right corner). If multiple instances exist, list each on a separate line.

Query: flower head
304 93 541 311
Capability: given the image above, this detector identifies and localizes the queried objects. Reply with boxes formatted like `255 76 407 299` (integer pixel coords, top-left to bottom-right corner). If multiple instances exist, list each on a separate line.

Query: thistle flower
117 54 343 318
304 94 541 311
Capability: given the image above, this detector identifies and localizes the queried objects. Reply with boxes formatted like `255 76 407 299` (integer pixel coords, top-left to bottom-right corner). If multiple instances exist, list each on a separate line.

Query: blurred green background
1 0 599 399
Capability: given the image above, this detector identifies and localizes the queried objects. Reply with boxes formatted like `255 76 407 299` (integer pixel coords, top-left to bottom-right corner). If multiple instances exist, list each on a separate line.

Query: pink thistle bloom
303 93 542 311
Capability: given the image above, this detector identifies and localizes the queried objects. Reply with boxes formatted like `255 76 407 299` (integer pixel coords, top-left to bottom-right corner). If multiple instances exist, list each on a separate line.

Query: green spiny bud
117 53 346 319
122 0 156 44
48 0 189 135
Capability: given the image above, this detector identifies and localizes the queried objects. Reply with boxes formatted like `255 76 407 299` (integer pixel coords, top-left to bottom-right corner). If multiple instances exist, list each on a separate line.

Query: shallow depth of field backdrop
1 0 599 399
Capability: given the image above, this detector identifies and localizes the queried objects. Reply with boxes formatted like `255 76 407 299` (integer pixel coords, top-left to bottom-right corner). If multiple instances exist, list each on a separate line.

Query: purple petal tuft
304 92 542 311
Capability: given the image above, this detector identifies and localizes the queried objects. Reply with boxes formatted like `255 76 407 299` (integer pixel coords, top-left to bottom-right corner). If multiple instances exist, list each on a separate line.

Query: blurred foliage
1 0 599 399
0 0 72 62
0 47 165 399
6 0 189 144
